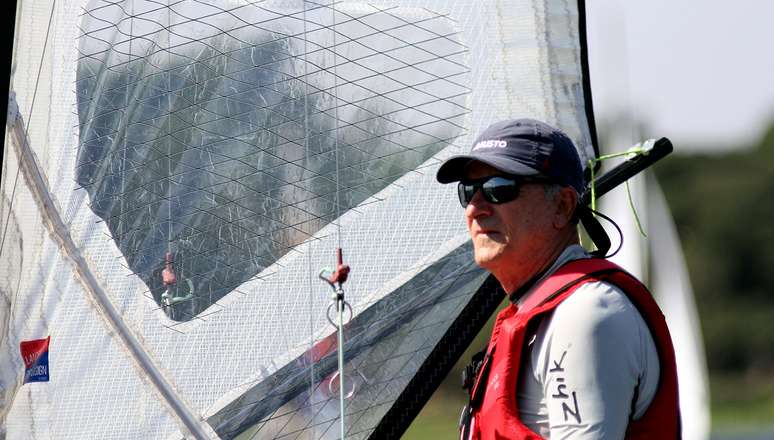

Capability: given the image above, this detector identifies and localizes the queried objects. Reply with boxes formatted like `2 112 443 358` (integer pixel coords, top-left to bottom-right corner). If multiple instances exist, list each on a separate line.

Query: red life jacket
461 258 680 440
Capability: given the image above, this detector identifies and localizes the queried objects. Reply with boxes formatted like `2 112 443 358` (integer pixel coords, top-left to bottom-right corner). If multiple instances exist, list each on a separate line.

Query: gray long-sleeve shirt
515 245 660 439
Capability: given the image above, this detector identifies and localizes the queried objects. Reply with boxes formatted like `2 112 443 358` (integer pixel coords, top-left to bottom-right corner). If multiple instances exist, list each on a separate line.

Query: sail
1 0 598 438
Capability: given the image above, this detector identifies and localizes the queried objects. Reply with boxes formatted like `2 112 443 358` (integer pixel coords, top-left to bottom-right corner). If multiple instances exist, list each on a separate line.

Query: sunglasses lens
457 176 522 206
458 182 475 207
482 176 520 203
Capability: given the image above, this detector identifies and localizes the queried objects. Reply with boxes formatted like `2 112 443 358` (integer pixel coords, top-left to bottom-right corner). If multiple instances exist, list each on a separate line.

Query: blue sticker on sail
20 336 50 383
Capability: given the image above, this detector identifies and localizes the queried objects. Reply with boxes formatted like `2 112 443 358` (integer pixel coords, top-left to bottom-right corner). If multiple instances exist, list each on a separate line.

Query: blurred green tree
655 121 774 374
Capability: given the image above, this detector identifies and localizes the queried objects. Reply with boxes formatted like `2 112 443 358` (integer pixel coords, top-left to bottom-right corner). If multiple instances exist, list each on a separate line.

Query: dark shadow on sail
74 1 469 320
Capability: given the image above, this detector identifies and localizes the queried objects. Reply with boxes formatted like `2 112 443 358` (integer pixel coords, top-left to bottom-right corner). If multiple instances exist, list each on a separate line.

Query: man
436 119 680 439
160 252 194 320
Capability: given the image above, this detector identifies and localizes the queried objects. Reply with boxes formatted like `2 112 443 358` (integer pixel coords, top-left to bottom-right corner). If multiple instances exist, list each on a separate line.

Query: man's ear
553 186 578 229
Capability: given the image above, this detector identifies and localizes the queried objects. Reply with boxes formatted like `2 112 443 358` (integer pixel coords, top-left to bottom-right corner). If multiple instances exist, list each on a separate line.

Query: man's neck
493 232 578 295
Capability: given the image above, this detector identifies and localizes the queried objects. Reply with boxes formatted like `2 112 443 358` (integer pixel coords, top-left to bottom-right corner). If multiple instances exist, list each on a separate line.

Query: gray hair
543 183 563 201
543 183 581 201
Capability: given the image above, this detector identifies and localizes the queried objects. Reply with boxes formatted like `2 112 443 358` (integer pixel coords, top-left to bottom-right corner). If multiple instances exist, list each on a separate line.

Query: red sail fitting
326 248 350 285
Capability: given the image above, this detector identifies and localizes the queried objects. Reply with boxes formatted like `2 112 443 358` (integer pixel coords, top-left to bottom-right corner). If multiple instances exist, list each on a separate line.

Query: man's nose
465 189 492 219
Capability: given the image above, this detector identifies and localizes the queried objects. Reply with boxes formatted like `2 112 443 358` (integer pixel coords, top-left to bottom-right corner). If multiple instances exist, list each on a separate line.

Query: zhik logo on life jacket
20 336 50 384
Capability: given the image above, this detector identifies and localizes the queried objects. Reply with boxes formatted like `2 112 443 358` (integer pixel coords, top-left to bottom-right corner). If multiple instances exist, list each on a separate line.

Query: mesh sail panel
2 0 596 438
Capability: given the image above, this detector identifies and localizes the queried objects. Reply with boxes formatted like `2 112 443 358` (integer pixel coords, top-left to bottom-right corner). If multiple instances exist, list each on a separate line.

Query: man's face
463 162 559 274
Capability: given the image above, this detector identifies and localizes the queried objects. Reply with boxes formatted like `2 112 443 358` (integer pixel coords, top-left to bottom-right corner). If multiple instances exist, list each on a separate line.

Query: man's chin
473 249 503 270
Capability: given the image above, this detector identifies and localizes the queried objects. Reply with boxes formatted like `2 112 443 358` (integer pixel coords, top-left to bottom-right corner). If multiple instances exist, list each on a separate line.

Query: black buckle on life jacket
461 349 486 392
459 347 490 438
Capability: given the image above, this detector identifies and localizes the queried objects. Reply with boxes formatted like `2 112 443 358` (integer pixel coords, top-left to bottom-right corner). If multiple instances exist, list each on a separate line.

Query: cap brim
436 154 540 183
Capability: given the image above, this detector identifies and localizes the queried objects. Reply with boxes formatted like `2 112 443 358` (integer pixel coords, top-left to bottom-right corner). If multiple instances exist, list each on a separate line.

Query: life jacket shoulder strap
518 258 628 314
465 259 624 408
465 259 636 410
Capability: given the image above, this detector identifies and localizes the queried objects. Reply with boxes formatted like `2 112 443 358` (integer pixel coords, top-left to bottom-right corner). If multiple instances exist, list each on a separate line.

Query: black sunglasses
457 175 549 207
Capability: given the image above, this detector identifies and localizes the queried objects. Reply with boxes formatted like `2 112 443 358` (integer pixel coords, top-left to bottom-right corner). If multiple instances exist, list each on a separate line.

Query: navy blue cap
436 118 585 194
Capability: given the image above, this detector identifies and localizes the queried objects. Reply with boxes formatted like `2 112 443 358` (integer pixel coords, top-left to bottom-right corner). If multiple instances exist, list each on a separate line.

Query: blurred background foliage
404 120 774 438
654 121 774 430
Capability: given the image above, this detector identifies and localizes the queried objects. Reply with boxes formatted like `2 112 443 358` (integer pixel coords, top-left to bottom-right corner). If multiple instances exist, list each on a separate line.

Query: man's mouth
475 228 499 237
